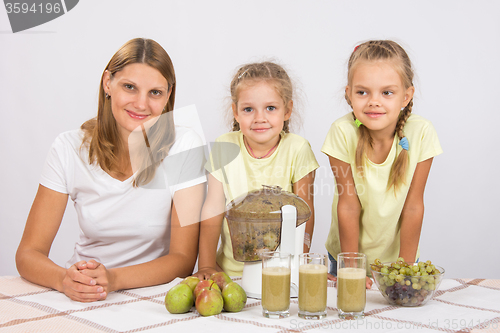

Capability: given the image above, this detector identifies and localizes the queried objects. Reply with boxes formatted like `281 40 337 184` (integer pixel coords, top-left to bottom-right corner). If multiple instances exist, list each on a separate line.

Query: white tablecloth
1 276 499 332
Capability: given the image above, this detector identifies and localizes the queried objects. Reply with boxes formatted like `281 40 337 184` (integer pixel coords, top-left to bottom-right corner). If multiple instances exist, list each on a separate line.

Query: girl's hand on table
365 276 373 289
61 260 106 302
193 267 219 280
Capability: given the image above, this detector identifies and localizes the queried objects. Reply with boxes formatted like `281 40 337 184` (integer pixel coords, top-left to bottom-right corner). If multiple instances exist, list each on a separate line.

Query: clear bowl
371 262 445 306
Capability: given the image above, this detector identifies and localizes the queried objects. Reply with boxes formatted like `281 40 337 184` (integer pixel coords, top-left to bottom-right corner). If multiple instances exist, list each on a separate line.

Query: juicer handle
280 205 296 255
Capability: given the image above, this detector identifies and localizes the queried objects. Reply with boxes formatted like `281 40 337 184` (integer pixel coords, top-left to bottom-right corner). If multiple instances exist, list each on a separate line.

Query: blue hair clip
399 137 409 151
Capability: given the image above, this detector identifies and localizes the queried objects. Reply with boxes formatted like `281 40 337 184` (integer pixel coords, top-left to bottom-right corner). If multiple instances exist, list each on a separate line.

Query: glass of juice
261 252 291 318
337 252 366 319
298 253 328 319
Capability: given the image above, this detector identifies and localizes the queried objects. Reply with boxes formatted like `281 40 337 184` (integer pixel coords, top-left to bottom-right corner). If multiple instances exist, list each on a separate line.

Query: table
1 276 499 332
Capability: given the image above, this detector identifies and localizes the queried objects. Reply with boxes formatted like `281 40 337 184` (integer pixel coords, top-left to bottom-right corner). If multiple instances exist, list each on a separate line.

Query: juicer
225 186 311 299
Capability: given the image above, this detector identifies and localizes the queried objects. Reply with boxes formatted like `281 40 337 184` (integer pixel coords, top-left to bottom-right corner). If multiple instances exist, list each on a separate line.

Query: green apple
165 284 194 314
210 272 233 290
195 282 223 316
180 276 200 292
222 282 247 312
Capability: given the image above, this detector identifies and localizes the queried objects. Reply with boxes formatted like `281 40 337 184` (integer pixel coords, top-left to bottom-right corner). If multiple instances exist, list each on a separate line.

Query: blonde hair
345 40 414 191
81 38 176 187
229 61 294 133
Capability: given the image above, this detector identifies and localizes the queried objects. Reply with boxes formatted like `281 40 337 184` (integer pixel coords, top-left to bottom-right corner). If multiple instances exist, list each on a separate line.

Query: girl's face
232 80 292 148
103 63 171 140
346 60 414 137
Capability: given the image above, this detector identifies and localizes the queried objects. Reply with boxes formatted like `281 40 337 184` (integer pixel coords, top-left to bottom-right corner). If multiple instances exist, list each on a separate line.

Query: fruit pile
370 258 444 306
165 272 247 316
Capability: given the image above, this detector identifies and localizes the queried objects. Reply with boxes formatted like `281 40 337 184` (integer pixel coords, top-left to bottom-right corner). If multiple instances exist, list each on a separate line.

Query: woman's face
103 63 171 140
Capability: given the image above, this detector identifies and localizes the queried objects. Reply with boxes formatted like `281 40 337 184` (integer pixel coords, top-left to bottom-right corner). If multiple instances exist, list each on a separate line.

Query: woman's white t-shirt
40 126 206 269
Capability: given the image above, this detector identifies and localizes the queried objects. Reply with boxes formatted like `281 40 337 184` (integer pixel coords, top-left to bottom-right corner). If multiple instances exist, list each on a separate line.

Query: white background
1 1 499 279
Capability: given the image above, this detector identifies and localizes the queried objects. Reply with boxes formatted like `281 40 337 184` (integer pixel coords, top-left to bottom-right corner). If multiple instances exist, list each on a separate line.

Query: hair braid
353 112 373 174
388 99 413 190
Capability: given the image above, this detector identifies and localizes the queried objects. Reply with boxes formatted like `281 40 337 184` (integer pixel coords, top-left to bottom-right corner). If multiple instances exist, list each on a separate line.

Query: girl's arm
193 174 226 280
16 185 104 302
80 183 205 294
328 157 371 288
328 157 361 253
293 171 316 253
398 158 434 263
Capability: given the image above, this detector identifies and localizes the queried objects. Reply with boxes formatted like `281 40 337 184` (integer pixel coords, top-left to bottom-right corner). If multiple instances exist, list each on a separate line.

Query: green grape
371 258 442 306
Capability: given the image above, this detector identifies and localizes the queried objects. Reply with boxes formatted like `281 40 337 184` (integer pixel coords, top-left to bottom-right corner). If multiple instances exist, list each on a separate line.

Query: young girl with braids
195 62 319 278
322 40 442 287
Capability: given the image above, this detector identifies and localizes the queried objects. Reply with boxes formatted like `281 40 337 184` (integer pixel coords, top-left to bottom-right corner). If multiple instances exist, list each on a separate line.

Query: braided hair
346 40 414 191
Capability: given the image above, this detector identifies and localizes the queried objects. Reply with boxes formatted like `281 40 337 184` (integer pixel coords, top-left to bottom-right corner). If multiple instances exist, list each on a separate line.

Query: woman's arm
84 183 206 293
16 185 103 302
293 171 316 253
398 158 434 263
328 156 361 253
193 174 226 280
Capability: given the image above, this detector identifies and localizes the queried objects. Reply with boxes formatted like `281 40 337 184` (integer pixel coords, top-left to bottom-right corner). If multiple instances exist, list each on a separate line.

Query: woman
16 38 206 302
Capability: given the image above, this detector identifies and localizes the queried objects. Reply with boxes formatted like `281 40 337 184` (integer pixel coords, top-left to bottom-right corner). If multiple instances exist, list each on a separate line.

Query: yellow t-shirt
321 113 443 274
207 131 319 276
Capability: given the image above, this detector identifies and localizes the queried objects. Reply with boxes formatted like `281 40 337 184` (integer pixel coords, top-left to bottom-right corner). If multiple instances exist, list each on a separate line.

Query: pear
195 282 223 316
180 276 200 292
165 284 194 314
222 282 247 312
210 272 233 290
194 279 221 299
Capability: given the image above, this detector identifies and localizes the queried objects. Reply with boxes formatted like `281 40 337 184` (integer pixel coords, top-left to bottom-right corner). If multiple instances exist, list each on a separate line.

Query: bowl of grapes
370 258 445 307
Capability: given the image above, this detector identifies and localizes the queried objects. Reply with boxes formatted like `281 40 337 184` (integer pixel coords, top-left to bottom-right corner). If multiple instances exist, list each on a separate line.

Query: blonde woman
16 38 206 302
